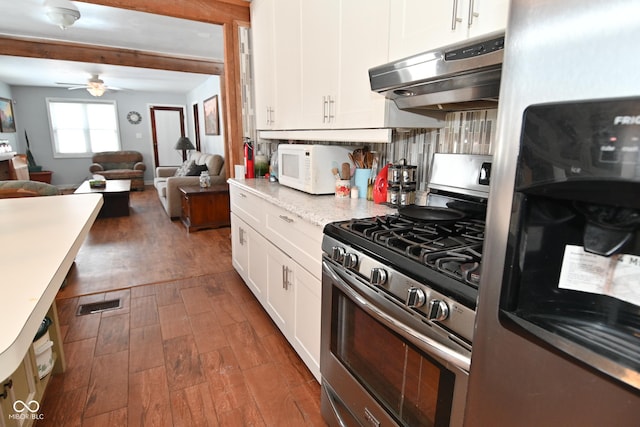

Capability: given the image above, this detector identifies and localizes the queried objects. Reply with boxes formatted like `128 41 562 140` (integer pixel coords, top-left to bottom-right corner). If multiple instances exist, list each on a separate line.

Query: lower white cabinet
292 264 321 373
229 184 321 380
265 246 295 333
231 213 268 301
1 352 37 427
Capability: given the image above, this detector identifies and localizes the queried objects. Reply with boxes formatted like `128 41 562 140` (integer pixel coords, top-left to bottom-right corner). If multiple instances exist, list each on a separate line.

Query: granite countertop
228 178 398 227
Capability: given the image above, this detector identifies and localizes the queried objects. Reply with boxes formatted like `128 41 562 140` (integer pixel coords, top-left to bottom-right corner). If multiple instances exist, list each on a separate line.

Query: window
47 99 121 158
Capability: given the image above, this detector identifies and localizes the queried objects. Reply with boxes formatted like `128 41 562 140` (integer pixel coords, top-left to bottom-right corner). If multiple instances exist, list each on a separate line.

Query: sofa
89 151 146 191
0 180 61 198
154 151 226 219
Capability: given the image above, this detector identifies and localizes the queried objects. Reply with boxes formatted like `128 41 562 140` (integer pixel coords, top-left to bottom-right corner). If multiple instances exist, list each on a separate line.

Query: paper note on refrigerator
558 245 640 307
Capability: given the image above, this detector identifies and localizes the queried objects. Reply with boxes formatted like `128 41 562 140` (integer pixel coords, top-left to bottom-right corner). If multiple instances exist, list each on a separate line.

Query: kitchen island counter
0 193 102 382
228 178 397 227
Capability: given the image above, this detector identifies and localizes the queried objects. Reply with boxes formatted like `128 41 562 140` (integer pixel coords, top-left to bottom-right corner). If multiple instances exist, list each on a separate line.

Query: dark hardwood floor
36 187 325 426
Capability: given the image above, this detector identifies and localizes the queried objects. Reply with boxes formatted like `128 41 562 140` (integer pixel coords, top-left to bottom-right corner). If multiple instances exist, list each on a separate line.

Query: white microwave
277 144 353 194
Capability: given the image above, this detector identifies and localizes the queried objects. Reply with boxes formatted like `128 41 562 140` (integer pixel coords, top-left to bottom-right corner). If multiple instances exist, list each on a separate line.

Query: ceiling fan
56 74 123 97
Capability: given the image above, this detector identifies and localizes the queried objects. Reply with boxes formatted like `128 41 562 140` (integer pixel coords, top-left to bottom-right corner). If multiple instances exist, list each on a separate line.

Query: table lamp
175 137 195 162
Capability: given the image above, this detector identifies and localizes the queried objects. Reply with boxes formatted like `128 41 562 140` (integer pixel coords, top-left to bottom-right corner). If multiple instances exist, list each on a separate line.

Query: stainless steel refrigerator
466 0 640 425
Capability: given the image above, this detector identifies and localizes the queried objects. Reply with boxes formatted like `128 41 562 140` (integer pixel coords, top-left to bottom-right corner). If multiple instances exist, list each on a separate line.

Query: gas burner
333 214 486 289
425 246 483 288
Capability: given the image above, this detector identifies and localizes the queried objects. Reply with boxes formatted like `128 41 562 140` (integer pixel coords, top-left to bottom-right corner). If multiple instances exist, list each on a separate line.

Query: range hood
370 32 505 116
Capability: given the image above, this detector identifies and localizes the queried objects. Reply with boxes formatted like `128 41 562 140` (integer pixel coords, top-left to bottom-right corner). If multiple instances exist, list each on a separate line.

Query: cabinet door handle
282 265 292 290
239 227 245 245
328 96 335 122
322 96 328 123
451 0 463 30
270 107 275 125
239 193 247 198
468 0 479 27
1 379 13 399
278 215 294 223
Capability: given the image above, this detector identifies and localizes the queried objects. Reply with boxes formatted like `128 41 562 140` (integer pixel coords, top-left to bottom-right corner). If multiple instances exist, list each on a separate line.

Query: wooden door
150 106 186 167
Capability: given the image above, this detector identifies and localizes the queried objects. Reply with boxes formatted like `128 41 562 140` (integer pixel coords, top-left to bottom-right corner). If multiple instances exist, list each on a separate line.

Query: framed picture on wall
0 97 16 133
203 95 220 135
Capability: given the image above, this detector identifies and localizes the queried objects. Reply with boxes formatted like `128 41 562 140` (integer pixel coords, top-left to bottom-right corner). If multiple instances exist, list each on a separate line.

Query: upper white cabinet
299 0 390 130
388 0 508 61
252 0 392 133
251 0 301 130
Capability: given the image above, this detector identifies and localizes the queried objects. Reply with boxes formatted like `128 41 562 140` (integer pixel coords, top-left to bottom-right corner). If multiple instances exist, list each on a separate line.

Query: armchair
89 151 146 190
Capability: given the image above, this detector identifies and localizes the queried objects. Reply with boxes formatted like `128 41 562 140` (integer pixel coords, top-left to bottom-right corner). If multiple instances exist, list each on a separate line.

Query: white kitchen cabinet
293 265 321 374
230 213 249 282
264 243 321 379
1 353 36 427
265 245 295 334
388 0 508 61
264 203 322 280
229 182 321 380
229 185 264 230
231 213 268 302
250 0 301 130
299 0 390 130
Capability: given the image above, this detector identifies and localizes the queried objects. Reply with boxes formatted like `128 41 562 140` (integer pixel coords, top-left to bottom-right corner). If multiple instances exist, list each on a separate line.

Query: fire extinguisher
244 138 255 179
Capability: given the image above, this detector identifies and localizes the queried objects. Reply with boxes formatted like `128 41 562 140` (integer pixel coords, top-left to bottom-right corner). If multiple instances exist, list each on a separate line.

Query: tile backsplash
255 108 497 193
385 108 497 191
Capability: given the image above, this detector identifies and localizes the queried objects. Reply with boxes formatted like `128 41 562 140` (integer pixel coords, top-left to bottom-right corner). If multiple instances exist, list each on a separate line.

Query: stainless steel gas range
320 154 491 427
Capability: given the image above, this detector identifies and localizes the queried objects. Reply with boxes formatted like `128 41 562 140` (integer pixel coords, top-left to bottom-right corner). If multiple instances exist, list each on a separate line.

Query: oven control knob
406 287 426 308
370 268 387 286
331 246 345 263
427 300 449 322
343 253 358 269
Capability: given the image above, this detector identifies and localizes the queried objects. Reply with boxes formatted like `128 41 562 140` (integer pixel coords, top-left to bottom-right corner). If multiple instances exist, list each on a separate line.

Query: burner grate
336 214 486 288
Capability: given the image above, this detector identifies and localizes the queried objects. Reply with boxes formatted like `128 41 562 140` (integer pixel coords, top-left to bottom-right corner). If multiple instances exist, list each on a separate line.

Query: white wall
186 75 225 156
10 85 188 187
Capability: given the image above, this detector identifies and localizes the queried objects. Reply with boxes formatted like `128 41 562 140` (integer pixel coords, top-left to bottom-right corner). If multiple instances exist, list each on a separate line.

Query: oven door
321 259 469 427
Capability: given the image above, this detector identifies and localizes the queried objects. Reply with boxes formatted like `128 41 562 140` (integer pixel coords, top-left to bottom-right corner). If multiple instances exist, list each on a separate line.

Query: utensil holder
354 168 371 199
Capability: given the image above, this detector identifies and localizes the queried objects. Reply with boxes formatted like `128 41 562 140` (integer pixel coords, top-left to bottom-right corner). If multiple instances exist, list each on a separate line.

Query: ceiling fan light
45 0 81 30
87 83 105 97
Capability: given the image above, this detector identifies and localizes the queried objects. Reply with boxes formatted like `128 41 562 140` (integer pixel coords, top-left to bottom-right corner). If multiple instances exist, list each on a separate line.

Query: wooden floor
36 187 325 426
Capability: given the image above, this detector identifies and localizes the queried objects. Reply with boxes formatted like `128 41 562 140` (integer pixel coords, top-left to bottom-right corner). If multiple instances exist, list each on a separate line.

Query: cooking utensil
398 206 466 222
341 162 351 180
331 167 340 180
367 155 378 201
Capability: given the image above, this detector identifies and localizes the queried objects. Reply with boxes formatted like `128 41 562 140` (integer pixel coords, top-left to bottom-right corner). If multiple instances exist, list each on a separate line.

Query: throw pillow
186 163 209 176
174 159 194 177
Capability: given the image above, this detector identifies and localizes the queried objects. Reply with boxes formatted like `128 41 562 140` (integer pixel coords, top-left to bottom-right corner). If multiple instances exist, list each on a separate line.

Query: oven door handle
323 260 471 372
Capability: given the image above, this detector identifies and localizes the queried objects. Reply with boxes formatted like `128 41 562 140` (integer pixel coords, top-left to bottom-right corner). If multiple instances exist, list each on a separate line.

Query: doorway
150 106 186 168
193 102 202 152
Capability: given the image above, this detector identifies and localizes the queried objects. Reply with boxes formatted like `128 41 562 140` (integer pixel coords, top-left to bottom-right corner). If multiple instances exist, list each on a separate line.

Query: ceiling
0 0 225 93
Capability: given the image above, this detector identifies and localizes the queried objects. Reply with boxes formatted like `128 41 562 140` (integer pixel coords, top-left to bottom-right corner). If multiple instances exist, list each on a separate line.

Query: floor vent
76 299 122 316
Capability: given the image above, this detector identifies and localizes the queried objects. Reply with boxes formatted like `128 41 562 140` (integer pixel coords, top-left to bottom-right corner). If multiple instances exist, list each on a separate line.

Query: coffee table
74 179 131 218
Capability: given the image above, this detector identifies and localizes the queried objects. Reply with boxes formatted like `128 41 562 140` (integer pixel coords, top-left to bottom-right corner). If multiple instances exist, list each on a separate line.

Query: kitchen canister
353 168 372 198
335 179 351 198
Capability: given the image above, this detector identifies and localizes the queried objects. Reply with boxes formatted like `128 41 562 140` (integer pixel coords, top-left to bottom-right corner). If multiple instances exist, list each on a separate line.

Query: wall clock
127 111 142 125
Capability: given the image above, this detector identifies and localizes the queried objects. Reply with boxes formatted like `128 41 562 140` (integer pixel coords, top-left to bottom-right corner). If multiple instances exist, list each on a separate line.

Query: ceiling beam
0 36 223 75
78 0 251 26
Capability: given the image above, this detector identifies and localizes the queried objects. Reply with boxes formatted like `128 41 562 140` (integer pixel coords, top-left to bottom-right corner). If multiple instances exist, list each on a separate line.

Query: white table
0 193 102 381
